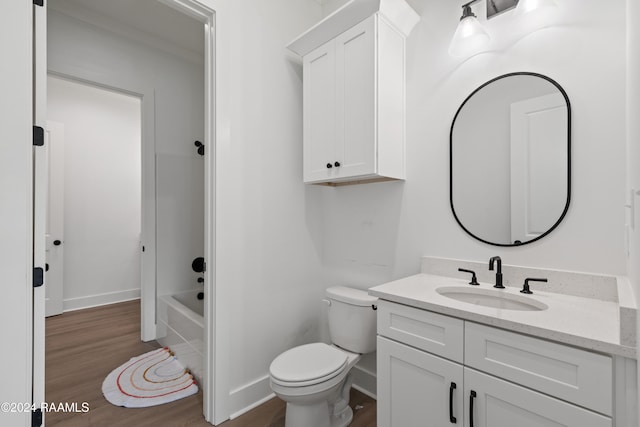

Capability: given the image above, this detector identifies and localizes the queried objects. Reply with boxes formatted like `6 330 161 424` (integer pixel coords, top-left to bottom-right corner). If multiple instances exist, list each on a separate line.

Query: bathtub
157 290 204 385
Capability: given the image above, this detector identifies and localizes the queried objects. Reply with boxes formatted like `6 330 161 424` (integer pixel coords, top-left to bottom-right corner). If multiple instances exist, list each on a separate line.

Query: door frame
45 72 157 332
157 1 223 421
45 0 228 423
44 120 65 318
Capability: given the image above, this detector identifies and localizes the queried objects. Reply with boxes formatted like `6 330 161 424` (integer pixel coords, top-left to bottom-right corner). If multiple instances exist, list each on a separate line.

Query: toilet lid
270 343 348 385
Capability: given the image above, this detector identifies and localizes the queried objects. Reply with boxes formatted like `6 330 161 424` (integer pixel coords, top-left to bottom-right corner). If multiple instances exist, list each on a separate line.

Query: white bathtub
157 290 204 385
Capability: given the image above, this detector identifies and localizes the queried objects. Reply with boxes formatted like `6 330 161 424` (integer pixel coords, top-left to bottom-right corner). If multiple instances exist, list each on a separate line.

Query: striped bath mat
102 347 198 408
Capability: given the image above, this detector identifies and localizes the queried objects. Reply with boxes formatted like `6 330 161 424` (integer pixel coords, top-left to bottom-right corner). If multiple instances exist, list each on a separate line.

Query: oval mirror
450 72 571 246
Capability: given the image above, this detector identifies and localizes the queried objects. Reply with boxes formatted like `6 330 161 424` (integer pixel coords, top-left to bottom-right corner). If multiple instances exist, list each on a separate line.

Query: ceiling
48 0 204 57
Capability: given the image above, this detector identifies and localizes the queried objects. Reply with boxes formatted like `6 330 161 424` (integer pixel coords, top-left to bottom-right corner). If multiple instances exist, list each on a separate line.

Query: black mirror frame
449 72 572 247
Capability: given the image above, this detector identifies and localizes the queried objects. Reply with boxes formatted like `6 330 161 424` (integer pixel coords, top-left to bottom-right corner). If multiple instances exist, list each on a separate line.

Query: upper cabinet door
334 16 376 180
303 40 336 183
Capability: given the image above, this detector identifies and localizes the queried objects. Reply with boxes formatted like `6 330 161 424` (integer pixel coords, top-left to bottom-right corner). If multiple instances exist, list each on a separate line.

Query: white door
464 368 611 427
334 15 376 180
377 336 464 427
45 121 65 317
510 93 568 243
303 39 337 183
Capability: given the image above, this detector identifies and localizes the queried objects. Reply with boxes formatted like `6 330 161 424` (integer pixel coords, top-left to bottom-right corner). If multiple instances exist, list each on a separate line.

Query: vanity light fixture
448 0 490 58
450 0 557 58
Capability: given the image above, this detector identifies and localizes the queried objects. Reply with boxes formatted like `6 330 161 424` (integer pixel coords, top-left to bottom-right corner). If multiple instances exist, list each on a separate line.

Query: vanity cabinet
377 301 613 427
302 14 406 185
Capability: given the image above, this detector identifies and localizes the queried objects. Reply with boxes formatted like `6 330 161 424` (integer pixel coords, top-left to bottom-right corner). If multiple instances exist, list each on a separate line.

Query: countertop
369 273 636 359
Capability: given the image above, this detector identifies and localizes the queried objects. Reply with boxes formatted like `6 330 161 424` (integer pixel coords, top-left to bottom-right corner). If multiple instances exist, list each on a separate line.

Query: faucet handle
458 268 479 286
520 278 548 294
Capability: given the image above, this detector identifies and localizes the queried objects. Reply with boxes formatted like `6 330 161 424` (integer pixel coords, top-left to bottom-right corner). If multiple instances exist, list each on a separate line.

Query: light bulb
449 15 490 58
513 0 557 32
514 0 557 16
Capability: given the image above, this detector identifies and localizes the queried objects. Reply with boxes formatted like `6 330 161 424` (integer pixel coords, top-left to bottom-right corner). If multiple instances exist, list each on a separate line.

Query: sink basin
436 286 548 311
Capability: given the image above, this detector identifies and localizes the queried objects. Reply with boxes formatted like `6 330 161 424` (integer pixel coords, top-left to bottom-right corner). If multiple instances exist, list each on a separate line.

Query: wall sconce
448 1 490 58
449 0 557 58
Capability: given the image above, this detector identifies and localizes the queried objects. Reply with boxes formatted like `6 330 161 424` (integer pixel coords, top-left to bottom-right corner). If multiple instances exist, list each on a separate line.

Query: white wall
211 0 329 415
47 76 142 310
47 9 204 307
626 0 640 420
321 0 349 16
321 0 628 290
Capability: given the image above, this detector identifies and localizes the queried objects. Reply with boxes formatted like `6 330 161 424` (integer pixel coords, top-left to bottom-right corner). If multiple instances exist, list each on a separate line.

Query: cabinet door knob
326 163 333 169
53 240 62 246
334 161 341 167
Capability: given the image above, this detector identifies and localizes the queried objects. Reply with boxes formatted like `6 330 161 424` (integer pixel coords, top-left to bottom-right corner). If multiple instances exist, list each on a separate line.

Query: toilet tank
326 286 378 354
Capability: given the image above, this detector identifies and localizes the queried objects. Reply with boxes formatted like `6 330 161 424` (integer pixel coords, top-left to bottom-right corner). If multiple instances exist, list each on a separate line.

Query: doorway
46 76 142 316
44 0 218 423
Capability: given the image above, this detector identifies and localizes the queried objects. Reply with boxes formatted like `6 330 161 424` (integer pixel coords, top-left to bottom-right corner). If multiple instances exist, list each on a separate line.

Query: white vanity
369 257 638 427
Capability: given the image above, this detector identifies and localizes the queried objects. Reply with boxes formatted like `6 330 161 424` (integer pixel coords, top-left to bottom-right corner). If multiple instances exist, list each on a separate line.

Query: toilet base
332 404 353 427
284 400 353 427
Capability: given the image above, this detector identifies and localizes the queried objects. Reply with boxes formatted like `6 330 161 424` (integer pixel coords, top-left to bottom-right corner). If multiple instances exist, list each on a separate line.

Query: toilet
269 286 378 427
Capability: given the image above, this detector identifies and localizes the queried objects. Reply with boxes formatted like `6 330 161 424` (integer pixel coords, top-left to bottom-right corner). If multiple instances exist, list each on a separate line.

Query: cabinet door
464 368 611 427
303 40 336 183
334 15 376 179
378 336 464 427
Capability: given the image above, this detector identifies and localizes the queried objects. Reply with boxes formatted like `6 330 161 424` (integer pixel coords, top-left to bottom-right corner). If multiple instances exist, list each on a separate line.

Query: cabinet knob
334 161 341 167
53 240 62 246
326 163 333 169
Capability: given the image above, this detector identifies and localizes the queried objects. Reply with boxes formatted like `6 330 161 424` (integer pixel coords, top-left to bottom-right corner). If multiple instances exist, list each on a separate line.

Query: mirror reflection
450 72 571 246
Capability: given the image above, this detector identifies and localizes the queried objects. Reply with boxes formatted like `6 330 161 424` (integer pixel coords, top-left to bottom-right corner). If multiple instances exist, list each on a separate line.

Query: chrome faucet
489 256 504 289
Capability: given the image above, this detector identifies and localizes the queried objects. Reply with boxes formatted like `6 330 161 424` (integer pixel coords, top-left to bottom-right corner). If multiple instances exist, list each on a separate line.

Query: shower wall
156 153 205 299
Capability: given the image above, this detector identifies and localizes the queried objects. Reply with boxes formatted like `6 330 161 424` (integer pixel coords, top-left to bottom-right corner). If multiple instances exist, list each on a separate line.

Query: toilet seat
270 343 348 387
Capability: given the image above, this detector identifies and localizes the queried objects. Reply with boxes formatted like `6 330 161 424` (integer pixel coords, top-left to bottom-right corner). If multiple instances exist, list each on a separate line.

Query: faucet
520 278 548 294
488 256 504 289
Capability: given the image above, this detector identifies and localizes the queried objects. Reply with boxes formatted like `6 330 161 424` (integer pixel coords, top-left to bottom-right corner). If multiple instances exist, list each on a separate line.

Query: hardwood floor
46 300 377 426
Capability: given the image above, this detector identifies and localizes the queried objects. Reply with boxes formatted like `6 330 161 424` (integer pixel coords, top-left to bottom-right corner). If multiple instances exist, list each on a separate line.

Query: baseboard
228 375 274 419
352 364 377 399
63 288 140 312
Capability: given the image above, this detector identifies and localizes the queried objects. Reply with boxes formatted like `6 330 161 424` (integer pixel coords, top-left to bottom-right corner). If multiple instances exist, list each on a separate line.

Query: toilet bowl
269 287 377 427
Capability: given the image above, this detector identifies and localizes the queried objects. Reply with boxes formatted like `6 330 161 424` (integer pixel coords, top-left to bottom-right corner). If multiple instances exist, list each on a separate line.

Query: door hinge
33 126 44 146
33 0 44 7
33 267 44 288
32 408 43 427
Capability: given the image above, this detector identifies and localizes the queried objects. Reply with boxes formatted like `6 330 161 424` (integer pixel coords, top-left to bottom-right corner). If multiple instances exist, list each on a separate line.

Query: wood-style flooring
46 300 377 426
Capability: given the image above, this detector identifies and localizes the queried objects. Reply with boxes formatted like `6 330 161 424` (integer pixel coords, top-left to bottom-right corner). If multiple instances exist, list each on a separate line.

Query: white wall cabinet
289 0 419 185
377 300 615 427
303 14 405 185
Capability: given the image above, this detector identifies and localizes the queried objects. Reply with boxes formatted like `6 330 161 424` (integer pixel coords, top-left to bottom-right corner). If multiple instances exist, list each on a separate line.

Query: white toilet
269 286 378 427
